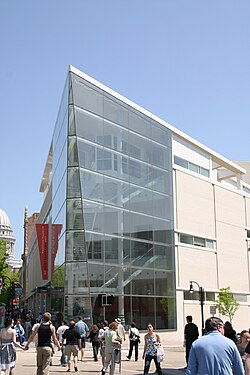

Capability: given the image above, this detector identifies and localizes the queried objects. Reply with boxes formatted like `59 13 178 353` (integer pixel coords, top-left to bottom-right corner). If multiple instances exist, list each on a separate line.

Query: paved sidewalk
14 344 186 375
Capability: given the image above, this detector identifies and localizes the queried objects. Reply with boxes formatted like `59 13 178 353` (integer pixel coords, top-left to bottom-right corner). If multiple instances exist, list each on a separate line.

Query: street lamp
189 280 205 335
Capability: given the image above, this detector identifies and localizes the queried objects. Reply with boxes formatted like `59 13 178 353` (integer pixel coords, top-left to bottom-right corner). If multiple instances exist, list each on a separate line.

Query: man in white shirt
57 320 69 366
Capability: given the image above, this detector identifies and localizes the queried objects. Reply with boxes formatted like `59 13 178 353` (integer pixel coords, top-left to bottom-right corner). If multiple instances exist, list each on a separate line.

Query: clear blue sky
1 0 250 259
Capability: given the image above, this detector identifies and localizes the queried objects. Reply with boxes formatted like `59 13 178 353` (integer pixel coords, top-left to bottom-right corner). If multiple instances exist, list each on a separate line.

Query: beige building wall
174 168 250 344
175 171 215 238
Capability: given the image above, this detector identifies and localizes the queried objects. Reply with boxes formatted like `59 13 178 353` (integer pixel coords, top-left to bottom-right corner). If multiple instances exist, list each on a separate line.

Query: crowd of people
184 314 250 375
6 311 250 375
0 312 165 375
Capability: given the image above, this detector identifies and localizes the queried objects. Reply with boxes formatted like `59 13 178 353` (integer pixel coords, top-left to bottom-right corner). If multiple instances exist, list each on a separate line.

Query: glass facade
51 71 176 330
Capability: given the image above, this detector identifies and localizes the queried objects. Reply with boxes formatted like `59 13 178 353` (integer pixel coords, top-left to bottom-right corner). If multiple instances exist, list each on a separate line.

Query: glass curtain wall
57 71 176 329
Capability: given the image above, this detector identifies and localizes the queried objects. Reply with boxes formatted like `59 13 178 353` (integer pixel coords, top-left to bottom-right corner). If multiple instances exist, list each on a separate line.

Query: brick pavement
14 343 186 375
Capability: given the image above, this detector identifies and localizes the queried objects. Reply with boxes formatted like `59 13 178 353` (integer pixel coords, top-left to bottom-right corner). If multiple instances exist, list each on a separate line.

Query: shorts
65 344 79 357
80 337 86 348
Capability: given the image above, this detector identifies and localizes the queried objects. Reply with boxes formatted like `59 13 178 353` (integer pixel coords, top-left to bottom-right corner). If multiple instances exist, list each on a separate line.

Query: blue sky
1 0 250 259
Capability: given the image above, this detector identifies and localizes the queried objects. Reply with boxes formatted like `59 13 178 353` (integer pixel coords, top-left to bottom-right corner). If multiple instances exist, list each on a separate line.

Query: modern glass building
23 66 250 341
39 66 176 330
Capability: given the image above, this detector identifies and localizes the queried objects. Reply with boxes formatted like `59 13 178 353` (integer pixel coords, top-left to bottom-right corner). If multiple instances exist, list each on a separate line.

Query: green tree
214 287 239 323
0 240 20 304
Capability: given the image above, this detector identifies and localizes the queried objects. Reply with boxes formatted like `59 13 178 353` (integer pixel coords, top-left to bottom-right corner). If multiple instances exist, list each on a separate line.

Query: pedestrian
56 320 69 366
75 316 89 361
236 330 250 358
142 323 162 375
24 312 61 375
115 318 126 341
101 321 122 375
186 316 244 375
32 318 40 351
87 324 100 361
23 316 32 340
184 315 199 366
62 320 81 372
0 317 25 374
224 321 238 344
98 320 109 366
126 322 140 361
14 320 25 345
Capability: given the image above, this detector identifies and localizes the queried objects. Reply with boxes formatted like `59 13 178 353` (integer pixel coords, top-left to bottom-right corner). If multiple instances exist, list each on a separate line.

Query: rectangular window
174 155 188 168
174 155 210 178
179 233 215 249
179 234 193 245
193 236 205 247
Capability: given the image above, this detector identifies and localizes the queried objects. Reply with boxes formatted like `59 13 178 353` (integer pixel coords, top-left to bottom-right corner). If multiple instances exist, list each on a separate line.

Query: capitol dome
0 208 11 229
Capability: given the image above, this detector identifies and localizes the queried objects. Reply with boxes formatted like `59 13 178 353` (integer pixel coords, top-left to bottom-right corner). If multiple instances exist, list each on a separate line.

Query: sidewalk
14 344 186 375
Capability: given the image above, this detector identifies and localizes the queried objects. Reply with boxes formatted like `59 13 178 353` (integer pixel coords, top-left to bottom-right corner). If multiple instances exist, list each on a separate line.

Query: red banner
51 224 63 272
36 224 49 280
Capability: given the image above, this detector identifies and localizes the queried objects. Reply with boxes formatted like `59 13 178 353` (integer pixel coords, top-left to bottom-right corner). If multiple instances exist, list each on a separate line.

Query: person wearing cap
186 317 244 375
115 318 126 341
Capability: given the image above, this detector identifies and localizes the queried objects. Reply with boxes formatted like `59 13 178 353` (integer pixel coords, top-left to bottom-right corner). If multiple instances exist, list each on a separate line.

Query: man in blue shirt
75 316 89 361
186 316 244 375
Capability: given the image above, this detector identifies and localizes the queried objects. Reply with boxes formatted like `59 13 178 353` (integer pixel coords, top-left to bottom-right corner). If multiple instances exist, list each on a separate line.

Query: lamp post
189 280 205 335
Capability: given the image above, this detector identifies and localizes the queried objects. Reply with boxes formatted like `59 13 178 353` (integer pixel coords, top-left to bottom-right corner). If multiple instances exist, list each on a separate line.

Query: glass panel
194 236 205 247
132 268 154 295
103 119 129 152
75 108 103 143
67 167 81 198
77 140 96 170
68 136 78 167
205 239 214 249
88 264 105 293
104 94 129 128
153 192 172 219
53 230 65 268
85 232 104 261
126 212 153 241
129 110 152 138
200 167 209 177
153 218 174 244
68 105 76 135
180 234 193 245
131 296 155 330
67 199 83 230
157 297 176 329
80 170 103 202
104 236 119 263
82 201 103 232
174 155 188 168
103 265 123 293
72 74 103 116
65 231 86 261
154 244 173 270
151 120 171 147
103 206 124 236
189 162 199 173
206 292 215 301
130 240 154 268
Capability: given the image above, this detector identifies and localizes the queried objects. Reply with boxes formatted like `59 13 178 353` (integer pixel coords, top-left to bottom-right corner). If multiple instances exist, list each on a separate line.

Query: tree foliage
0 240 20 304
214 287 239 323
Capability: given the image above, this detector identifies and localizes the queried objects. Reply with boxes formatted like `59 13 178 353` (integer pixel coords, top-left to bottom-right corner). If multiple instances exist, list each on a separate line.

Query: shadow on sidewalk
162 368 186 374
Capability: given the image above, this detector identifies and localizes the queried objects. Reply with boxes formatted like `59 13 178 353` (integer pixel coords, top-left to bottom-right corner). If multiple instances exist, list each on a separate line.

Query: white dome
0 208 11 228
